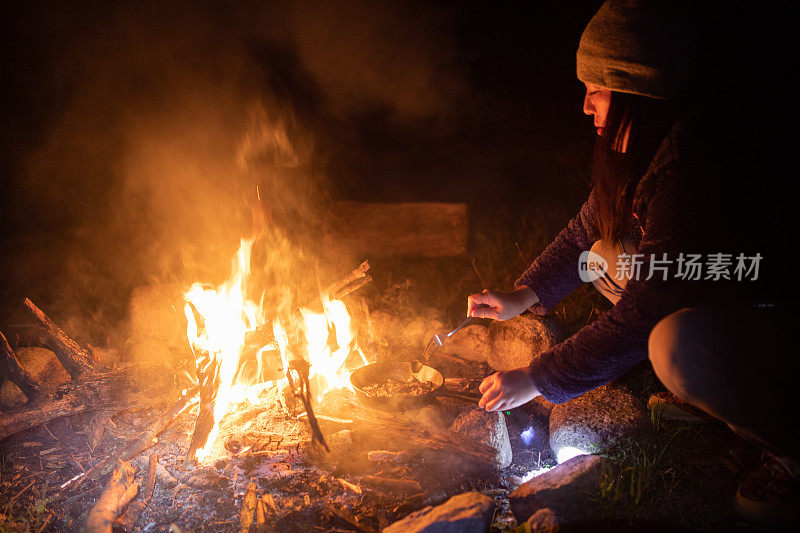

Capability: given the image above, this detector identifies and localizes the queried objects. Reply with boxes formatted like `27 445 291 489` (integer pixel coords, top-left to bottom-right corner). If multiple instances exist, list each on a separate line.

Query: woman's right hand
467 286 538 321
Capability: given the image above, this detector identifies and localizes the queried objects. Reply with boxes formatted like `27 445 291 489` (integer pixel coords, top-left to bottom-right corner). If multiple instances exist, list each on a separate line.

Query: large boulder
129 284 188 363
439 324 491 362
450 407 512 468
488 315 561 371
384 491 496 533
0 347 70 408
549 386 651 462
509 454 606 524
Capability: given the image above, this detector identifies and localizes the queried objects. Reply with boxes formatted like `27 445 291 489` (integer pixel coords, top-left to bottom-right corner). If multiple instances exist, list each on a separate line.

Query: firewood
86 410 117 451
24 298 98 378
78 387 198 484
0 330 42 400
255 498 266 530
240 481 258 532
324 260 370 298
359 475 422 495
0 364 177 443
115 453 158 532
85 460 139 533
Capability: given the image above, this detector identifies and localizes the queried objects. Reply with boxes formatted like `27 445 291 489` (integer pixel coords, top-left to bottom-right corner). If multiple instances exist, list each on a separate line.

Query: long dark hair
592 92 678 241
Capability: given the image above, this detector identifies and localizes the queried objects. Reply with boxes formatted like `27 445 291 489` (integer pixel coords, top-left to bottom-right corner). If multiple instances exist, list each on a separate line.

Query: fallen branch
0 364 176 442
85 460 138 533
115 454 158 532
24 298 98 378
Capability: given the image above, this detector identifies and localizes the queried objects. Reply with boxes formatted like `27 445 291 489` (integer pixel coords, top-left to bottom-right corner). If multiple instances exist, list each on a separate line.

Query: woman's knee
648 309 700 398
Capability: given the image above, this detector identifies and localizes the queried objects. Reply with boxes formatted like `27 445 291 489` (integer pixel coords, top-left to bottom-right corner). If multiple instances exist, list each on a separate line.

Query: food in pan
361 375 436 398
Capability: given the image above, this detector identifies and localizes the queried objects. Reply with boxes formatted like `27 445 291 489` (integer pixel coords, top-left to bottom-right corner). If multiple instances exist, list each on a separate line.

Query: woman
467 0 797 526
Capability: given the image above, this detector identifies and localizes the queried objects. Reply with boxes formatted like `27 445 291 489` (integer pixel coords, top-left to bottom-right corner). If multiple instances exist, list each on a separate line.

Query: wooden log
0 364 177 443
85 460 139 533
24 298 98 378
324 201 468 257
240 481 258 532
0 330 42 400
360 476 422 495
324 260 370 298
115 454 158 532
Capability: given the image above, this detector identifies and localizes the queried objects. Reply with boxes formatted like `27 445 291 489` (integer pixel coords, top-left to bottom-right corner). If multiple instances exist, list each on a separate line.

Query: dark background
0 1 791 348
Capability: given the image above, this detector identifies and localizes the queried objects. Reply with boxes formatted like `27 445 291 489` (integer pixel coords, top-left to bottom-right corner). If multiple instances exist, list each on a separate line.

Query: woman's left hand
478 368 540 411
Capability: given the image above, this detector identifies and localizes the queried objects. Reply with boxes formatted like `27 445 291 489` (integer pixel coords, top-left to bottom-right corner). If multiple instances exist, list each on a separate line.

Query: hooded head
577 0 695 100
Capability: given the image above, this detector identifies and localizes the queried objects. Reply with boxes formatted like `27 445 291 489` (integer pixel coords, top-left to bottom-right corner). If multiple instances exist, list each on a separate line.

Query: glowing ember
184 238 365 462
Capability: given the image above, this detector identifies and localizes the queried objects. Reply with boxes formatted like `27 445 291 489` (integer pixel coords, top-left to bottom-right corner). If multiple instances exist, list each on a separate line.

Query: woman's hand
478 368 540 411
467 286 538 321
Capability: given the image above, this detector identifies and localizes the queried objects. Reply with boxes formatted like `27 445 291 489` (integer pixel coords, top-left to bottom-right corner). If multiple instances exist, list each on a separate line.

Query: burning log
115 453 158 532
240 481 258 532
85 460 139 533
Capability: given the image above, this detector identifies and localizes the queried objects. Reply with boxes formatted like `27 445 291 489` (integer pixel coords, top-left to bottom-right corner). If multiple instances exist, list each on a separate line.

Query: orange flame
184 238 364 462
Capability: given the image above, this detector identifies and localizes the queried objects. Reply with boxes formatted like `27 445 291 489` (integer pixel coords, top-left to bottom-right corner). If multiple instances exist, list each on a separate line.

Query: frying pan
350 360 481 411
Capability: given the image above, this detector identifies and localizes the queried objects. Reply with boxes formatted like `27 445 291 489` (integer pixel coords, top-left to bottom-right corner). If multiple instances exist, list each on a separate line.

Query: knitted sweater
515 109 783 404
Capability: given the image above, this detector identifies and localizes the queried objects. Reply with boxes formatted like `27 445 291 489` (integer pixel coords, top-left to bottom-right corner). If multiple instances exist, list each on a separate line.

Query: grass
589 407 759 530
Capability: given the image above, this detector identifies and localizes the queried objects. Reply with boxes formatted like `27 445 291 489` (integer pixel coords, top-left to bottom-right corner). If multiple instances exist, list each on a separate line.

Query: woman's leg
648 307 799 460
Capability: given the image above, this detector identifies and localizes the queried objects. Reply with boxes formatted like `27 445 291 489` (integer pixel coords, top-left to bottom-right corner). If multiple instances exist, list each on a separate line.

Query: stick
85 460 139 533
79 387 198 485
115 454 158 532
0 330 42 400
334 274 373 300
360 476 422 495
324 261 370 298
24 298 97 378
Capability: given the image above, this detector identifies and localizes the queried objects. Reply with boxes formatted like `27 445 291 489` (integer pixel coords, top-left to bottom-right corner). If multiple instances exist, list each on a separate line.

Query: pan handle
436 389 482 403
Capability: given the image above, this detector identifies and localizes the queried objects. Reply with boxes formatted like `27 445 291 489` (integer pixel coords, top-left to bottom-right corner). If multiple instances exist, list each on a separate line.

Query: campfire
0 227 553 531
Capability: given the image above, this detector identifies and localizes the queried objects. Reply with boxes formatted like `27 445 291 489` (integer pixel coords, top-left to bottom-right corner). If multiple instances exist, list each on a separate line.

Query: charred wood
24 298 98 378
0 364 176 442
85 460 138 533
114 454 158 532
80 386 198 484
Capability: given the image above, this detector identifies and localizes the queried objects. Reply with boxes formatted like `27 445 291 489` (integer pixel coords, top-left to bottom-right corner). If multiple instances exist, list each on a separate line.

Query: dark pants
590 239 799 459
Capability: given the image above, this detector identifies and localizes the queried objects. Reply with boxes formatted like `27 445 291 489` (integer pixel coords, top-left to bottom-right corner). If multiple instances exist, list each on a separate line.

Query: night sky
0 1 792 338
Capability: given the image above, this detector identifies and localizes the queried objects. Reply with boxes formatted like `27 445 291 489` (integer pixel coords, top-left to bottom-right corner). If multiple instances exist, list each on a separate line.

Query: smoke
1 1 471 348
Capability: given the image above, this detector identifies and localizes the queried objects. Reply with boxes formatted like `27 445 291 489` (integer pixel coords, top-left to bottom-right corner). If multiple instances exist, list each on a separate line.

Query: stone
525 508 561 533
509 454 606 523
439 324 491 362
450 407 512 468
129 283 188 364
326 429 355 454
0 347 70 408
549 386 651 462
487 315 561 371
384 491 496 533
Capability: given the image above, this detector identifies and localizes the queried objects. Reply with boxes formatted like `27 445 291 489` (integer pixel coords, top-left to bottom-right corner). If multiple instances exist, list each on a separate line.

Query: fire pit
0 241 554 532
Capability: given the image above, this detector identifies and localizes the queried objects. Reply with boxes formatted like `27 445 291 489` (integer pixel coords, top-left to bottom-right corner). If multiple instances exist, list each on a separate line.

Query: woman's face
583 82 612 136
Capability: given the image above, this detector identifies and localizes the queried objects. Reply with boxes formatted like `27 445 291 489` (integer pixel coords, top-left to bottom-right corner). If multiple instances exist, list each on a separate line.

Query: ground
0 214 770 532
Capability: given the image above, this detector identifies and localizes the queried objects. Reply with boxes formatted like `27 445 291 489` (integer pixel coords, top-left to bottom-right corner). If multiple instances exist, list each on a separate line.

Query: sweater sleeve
527 164 690 403
515 190 601 314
